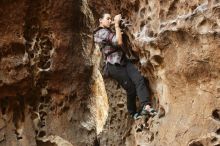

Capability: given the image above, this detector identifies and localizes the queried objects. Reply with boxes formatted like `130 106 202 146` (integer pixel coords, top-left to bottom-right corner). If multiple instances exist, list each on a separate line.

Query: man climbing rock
93 13 157 119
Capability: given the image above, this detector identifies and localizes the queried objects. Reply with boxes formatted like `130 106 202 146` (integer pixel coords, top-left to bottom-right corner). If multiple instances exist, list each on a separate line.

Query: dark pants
107 61 151 114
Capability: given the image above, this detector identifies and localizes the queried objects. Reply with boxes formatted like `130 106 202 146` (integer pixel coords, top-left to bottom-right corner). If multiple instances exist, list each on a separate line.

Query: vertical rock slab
88 0 220 145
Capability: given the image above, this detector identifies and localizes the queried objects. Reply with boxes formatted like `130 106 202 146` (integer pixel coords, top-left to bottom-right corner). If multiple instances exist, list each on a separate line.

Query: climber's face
99 13 112 28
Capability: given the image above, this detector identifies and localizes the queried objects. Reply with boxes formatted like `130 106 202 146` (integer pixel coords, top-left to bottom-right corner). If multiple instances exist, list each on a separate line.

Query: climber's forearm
115 24 123 46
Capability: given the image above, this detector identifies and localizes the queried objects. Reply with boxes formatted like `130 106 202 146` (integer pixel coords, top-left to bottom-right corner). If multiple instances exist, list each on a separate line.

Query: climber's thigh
108 63 135 91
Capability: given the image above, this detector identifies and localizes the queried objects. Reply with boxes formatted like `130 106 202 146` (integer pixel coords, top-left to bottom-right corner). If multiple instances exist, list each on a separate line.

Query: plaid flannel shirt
94 28 124 65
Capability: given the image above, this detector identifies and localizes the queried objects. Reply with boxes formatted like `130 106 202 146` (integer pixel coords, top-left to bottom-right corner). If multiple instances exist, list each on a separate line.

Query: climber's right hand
114 14 121 25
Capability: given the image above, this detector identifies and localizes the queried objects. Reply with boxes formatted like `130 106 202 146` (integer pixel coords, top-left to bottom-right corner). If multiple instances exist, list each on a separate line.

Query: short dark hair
99 12 110 19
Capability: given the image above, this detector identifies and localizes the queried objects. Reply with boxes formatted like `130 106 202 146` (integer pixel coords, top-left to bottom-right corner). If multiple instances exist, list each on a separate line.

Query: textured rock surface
0 0 107 146
0 0 220 146
89 0 220 146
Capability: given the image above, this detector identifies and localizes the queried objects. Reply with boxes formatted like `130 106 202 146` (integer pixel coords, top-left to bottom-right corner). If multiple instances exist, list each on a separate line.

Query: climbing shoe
130 112 142 120
140 104 157 117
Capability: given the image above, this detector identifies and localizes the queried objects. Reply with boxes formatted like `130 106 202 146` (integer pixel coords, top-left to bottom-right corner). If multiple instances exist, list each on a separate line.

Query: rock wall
89 0 220 146
0 0 220 146
0 0 108 146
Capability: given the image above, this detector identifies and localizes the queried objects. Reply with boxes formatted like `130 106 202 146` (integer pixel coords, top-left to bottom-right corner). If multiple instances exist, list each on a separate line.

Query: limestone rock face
89 0 220 146
0 0 220 146
0 0 108 146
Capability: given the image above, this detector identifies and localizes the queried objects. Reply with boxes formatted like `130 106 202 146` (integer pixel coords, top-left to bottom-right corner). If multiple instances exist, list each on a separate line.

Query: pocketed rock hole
189 141 204 146
93 137 100 146
216 128 220 135
211 137 218 143
37 130 46 138
36 140 57 146
212 109 220 121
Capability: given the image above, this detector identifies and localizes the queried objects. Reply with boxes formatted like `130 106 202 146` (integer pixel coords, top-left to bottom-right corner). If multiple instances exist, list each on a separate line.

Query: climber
93 13 157 120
